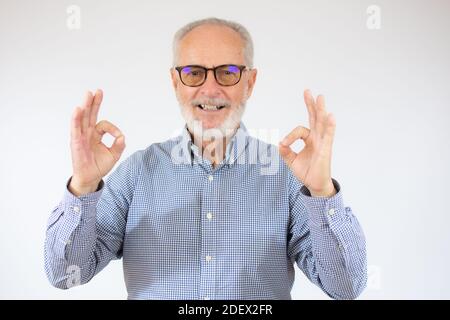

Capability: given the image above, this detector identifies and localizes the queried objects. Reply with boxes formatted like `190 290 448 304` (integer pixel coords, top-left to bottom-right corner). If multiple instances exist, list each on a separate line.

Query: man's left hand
279 89 337 198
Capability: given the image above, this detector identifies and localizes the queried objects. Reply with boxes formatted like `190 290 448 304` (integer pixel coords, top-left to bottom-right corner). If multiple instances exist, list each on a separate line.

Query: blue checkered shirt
44 122 367 299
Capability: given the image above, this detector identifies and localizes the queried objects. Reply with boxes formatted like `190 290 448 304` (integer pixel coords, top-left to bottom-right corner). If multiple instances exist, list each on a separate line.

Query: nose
199 69 222 97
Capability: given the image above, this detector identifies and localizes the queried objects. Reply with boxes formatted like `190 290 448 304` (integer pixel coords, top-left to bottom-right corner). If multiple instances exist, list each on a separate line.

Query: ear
245 68 257 99
170 68 178 90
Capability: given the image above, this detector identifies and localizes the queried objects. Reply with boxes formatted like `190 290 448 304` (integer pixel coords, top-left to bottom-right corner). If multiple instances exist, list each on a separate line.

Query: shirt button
208 175 214 181
204 296 210 300
206 212 213 220
73 206 80 213
206 255 212 262
328 208 335 216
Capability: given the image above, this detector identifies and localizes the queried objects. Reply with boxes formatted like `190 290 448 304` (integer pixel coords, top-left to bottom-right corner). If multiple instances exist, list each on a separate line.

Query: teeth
200 104 223 110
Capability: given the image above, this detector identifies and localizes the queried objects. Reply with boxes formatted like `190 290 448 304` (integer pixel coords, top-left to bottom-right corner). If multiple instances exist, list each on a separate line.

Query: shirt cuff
299 178 347 227
62 176 105 221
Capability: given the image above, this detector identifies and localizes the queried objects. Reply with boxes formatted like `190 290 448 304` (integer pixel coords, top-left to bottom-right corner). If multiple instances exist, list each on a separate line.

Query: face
171 24 257 139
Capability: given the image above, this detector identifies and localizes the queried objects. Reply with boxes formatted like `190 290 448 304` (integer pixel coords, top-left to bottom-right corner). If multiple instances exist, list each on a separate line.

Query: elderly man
45 17 367 300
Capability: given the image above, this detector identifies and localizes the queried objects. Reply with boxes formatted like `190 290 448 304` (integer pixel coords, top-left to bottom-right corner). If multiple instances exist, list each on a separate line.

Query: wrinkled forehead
177 24 245 67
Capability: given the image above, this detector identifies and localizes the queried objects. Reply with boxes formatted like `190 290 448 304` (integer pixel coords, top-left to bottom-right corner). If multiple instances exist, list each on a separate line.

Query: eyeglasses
175 64 247 87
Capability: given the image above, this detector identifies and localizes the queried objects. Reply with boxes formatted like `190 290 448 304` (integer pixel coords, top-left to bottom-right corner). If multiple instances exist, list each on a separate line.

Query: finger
315 94 327 137
95 120 123 138
71 107 83 140
109 135 126 161
304 89 316 129
280 125 311 147
278 144 297 167
323 113 336 148
90 89 103 127
81 91 94 133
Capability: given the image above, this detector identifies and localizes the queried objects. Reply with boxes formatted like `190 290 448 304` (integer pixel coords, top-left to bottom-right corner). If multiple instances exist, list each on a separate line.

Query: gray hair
172 17 254 68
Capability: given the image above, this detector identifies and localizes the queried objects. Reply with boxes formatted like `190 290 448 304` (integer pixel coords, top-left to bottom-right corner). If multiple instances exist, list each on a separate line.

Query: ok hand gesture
279 90 336 197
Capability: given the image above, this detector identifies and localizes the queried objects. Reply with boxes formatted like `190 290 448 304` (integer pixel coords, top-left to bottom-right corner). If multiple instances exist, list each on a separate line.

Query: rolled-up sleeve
287 174 367 299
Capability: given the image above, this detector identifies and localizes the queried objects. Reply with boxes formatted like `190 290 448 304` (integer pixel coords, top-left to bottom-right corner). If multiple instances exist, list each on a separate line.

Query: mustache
190 97 231 107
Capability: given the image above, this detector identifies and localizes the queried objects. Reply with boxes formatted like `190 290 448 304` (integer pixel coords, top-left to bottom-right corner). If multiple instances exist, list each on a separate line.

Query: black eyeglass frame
174 64 248 87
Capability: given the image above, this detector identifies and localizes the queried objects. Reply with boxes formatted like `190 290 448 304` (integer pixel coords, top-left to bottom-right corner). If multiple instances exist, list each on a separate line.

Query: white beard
178 100 247 141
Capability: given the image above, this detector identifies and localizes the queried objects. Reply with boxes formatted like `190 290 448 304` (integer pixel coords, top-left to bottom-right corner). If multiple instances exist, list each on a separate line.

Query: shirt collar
179 122 249 167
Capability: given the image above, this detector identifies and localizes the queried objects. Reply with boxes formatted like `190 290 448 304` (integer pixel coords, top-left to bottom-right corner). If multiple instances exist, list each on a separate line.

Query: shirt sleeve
287 172 367 299
44 151 142 289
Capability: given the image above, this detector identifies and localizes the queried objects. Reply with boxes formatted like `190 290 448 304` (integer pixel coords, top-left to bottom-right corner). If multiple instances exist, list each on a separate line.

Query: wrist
309 181 336 198
69 176 101 197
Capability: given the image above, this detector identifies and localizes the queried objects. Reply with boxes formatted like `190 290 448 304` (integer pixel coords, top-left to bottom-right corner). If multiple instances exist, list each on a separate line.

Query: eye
226 65 240 73
182 67 203 77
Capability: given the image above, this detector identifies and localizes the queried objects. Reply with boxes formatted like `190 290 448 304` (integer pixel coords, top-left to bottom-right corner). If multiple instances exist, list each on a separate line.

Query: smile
197 104 226 111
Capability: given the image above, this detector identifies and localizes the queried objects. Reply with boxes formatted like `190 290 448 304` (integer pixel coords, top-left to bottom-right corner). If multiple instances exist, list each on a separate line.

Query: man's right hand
69 89 126 197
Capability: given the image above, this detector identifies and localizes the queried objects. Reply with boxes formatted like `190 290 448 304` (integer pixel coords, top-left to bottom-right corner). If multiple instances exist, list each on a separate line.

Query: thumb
109 135 126 161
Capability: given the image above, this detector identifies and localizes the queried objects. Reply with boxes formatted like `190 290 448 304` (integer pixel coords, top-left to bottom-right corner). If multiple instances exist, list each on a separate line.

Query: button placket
199 172 217 299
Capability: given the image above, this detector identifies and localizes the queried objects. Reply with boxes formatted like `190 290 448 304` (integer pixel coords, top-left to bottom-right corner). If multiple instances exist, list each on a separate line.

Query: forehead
177 24 245 66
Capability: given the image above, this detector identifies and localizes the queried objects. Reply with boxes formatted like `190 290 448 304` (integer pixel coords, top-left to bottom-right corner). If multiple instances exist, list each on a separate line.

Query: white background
1 0 449 299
